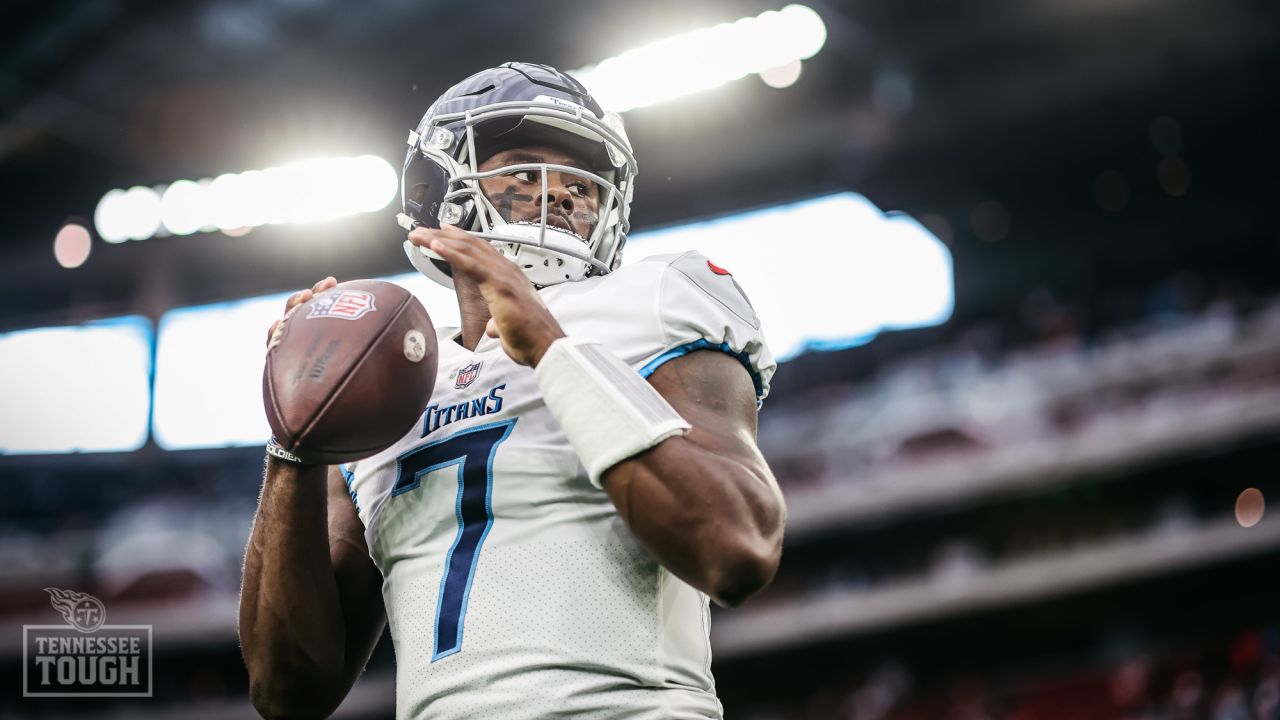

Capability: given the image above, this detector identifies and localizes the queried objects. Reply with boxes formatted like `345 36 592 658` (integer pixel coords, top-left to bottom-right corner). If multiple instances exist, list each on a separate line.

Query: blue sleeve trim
339 463 360 513
637 339 764 398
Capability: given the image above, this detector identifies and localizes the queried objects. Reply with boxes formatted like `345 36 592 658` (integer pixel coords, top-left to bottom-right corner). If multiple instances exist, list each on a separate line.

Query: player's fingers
284 288 313 313
484 317 500 339
443 229 512 267
427 234 483 273
408 227 463 250
411 226 495 261
411 226 467 249
266 320 280 347
407 228 434 249
438 223 479 243
441 225 504 256
311 276 336 294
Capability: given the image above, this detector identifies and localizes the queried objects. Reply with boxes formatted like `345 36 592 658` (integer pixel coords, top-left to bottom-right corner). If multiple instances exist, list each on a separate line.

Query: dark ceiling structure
1 0 1277 343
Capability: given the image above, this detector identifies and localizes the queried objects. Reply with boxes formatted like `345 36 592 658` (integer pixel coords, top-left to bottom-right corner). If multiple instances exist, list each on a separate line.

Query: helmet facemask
399 99 636 289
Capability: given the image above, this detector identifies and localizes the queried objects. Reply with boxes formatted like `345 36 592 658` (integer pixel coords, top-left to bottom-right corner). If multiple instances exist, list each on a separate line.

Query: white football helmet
398 62 637 288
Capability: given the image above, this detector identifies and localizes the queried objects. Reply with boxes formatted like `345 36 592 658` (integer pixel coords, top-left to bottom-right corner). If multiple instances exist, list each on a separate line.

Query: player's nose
536 174 575 212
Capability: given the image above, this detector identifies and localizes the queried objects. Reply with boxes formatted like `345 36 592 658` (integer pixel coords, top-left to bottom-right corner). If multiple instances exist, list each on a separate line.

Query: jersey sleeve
635 250 777 402
337 462 359 502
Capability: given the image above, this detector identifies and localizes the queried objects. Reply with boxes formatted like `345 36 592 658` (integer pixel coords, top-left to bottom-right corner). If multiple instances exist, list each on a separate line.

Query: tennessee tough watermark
23 588 152 697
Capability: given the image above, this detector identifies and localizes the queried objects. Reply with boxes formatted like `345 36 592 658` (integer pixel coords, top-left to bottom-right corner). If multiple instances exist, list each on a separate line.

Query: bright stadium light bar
571 4 827 112
151 277 458 452
93 154 399 243
91 8 822 244
151 193 951 451
625 193 953 360
151 292 294 450
0 316 153 454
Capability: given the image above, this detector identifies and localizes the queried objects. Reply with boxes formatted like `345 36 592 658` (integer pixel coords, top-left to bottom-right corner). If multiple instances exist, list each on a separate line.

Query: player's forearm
240 459 349 716
605 437 785 607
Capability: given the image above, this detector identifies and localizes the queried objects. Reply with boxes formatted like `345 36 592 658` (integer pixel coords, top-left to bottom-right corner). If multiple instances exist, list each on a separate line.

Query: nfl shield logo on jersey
307 290 377 320
454 361 482 389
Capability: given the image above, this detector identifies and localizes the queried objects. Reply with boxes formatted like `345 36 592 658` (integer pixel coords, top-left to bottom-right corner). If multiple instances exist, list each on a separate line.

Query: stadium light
625 193 953 360
151 275 457 452
160 179 209 235
571 4 827 112
95 185 163 244
760 59 803 89
0 317 152 454
53 223 93 268
151 293 293 450
93 155 398 243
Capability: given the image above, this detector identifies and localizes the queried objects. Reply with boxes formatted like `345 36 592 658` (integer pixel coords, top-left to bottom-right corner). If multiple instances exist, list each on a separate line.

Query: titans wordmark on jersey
342 251 776 720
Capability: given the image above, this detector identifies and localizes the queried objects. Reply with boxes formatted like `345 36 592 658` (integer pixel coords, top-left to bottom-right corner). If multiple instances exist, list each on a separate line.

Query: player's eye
511 169 538 183
569 182 590 197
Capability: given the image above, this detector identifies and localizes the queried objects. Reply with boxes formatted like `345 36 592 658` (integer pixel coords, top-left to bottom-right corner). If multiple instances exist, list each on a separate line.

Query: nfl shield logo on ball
308 290 377 320
455 361 482 389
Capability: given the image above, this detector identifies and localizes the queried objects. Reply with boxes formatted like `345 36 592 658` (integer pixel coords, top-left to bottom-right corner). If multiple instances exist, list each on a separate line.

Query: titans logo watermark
23 588 152 697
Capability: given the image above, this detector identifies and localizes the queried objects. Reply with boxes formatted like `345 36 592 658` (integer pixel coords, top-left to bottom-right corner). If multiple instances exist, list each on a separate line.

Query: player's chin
559 217 595 242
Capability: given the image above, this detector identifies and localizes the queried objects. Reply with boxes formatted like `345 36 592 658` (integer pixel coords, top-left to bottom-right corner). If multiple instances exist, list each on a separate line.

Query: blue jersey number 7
391 419 517 661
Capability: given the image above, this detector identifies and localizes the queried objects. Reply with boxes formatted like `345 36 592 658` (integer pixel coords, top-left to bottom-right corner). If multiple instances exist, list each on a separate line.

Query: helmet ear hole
407 183 430 206
459 84 496 98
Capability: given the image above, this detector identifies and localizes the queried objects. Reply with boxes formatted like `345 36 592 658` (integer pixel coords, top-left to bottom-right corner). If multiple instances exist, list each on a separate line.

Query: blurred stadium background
3 0 1280 717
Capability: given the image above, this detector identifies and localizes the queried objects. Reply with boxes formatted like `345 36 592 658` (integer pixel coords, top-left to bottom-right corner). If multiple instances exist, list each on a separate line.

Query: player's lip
542 212 576 236
511 216 586 242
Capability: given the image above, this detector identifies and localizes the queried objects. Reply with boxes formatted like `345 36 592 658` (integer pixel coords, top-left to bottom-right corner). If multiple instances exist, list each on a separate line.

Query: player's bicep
647 349 784 527
645 349 762 458
326 467 385 682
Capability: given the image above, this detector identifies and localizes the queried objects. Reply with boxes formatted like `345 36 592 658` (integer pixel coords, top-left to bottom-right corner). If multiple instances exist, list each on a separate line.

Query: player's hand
408 225 564 367
266 276 337 350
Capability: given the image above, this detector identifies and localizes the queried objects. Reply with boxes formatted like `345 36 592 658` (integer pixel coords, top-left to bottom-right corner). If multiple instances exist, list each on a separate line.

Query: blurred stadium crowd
748 626 1280 720
3 262 1278 718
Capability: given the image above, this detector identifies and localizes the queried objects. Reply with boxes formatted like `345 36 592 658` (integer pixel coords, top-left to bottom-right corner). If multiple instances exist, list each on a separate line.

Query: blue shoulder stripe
637 339 764 398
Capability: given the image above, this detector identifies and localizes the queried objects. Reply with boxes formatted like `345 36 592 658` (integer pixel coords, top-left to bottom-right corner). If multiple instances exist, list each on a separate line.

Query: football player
240 62 786 719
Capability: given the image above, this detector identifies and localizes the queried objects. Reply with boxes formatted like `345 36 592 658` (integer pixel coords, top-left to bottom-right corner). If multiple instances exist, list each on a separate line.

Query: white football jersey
342 250 776 719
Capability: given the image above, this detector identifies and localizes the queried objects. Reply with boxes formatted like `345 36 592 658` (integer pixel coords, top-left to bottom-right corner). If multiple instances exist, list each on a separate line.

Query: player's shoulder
560 250 759 324
611 248 735 283
545 249 775 399
645 250 761 332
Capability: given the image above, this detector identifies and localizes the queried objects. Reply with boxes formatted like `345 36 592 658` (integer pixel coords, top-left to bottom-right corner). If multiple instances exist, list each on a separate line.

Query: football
262 279 438 464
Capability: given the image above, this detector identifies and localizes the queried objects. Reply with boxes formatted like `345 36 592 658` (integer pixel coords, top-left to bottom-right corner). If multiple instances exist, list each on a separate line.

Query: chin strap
396 213 416 231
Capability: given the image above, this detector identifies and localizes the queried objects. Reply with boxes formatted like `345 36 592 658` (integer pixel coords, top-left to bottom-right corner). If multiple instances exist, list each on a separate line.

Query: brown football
263 279 438 464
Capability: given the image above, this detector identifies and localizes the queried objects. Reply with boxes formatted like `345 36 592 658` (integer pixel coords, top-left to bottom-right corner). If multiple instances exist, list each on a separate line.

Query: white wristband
535 337 692 488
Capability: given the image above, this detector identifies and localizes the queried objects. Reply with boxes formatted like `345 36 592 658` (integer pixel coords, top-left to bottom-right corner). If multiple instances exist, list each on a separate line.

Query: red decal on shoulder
706 260 732 276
